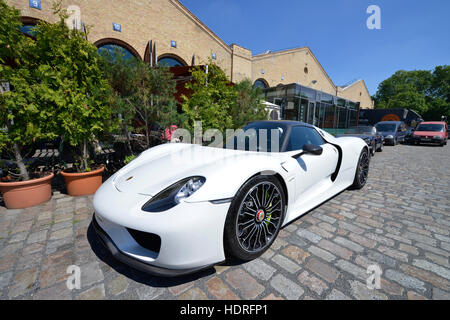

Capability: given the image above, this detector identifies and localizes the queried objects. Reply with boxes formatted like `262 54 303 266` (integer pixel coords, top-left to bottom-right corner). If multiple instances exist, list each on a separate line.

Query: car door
286 126 339 201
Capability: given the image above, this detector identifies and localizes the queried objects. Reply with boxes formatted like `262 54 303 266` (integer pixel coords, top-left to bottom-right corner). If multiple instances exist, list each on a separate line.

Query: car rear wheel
224 175 286 261
350 149 370 190
370 142 376 156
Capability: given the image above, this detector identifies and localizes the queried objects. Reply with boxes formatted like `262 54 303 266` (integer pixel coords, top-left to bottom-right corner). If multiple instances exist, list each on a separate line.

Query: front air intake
126 228 161 253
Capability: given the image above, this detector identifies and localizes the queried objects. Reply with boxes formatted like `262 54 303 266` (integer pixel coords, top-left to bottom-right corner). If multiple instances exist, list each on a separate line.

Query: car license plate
422 138 431 142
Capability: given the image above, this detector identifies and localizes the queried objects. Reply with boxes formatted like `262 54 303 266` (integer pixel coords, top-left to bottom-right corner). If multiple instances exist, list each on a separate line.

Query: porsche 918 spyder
93 121 369 277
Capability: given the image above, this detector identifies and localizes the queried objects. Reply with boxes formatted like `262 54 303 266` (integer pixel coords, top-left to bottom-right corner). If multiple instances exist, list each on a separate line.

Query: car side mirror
292 144 323 159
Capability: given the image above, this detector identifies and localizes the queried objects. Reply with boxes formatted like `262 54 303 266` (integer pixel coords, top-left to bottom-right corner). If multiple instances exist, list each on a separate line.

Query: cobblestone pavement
0 143 449 300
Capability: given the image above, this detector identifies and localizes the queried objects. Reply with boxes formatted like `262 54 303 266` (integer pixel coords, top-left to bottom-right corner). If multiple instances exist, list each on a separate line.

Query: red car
412 121 448 146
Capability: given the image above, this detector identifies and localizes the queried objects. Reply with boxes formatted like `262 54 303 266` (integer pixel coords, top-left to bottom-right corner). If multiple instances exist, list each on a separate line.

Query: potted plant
35 5 116 196
0 2 56 209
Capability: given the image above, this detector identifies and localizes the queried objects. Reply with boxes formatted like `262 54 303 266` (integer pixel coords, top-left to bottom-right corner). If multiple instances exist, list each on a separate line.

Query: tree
182 61 235 137
99 48 139 154
29 3 115 173
373 67 449 121
0 0 58 180
232 79 268 129
126 61 178 148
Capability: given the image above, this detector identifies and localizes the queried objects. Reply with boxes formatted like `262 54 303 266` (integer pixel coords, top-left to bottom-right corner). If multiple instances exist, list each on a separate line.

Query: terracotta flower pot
61 166 104 197
0 173 54 209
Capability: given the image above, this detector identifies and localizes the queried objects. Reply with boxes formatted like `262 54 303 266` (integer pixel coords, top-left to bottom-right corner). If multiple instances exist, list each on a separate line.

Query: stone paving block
335 259 367 281
349 233 377 249
27 230 48 244
412 259 450 281
281 246 310 264
271 254 301 274
0 271 13 290
305 258 340 283
349 280 388 300
377 246 409 263
80 262 105 288
136 286 165 300
33 282 72 300
205 277 239 300
317 239 353 260
432 287 450 300
296 228 322 244
243 259 276 281
297 271 328 296
338 221 365 235
333 237 364 253
270 274 304 300
178 288 207 300
326 288 351 300
107 275 129 296
77 284 105 300
168 282 194 296
308 245 336 262
8 268 38 298
385 269 426 293
225 269 264 299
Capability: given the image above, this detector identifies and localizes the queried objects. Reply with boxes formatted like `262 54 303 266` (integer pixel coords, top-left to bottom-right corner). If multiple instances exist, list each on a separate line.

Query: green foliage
232 79 268 129
33 6 115 172
124 154 137 165
126 61 179 147
1 1 116 175
0 1 58 180
374 66 450 121
182 62 235 135
181 61 268 139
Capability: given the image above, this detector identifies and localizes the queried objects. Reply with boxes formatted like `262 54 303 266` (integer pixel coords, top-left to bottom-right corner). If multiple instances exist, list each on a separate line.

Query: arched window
19 17 41 38
253 79 269 89
94 38 141 61
157 54 187 67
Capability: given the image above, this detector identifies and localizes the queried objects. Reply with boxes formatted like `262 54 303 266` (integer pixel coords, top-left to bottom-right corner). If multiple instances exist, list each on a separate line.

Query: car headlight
386 135 394 139
433 136 443 140
363 138 371 144
142 177 206 213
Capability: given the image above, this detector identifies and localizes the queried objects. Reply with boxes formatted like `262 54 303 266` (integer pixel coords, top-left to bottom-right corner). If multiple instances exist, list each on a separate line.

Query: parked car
403 127 416 144
375 121 407 146
411 121 448 146
336 126 383 156
93 121 369 276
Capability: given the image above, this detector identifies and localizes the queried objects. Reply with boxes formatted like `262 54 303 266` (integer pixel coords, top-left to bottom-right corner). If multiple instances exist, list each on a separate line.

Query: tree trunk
82 140 89 172
122 123 132 155
13 142 30 181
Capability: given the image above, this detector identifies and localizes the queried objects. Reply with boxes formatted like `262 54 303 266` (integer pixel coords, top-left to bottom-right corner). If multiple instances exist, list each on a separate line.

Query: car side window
286 126 325 151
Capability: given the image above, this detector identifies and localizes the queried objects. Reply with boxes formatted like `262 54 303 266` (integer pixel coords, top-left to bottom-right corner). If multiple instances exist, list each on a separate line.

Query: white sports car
93 121 369 277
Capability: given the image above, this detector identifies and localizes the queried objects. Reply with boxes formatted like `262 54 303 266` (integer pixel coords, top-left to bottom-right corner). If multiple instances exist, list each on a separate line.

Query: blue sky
180 0 450 95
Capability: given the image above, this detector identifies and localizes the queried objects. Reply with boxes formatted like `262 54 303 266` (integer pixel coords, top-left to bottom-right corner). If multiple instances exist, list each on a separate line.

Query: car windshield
225 122 286 153
415 124 444 132
375 123 396 132
345 127 374 135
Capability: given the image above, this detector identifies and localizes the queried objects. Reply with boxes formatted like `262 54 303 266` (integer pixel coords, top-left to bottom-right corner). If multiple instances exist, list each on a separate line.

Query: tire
350 148 370 190
370 143 375 157
224 175 286 262
377 141 383 152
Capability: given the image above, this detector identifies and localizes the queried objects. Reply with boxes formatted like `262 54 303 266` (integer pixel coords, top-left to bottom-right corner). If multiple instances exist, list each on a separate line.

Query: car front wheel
224 175 286 261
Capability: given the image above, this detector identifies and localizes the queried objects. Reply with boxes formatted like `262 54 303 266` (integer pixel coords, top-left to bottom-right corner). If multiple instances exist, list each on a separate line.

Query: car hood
112 143 286 196
413 131 444 137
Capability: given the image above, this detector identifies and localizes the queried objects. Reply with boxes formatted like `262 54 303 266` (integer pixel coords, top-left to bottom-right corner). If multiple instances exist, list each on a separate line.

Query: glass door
307 102 315 125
